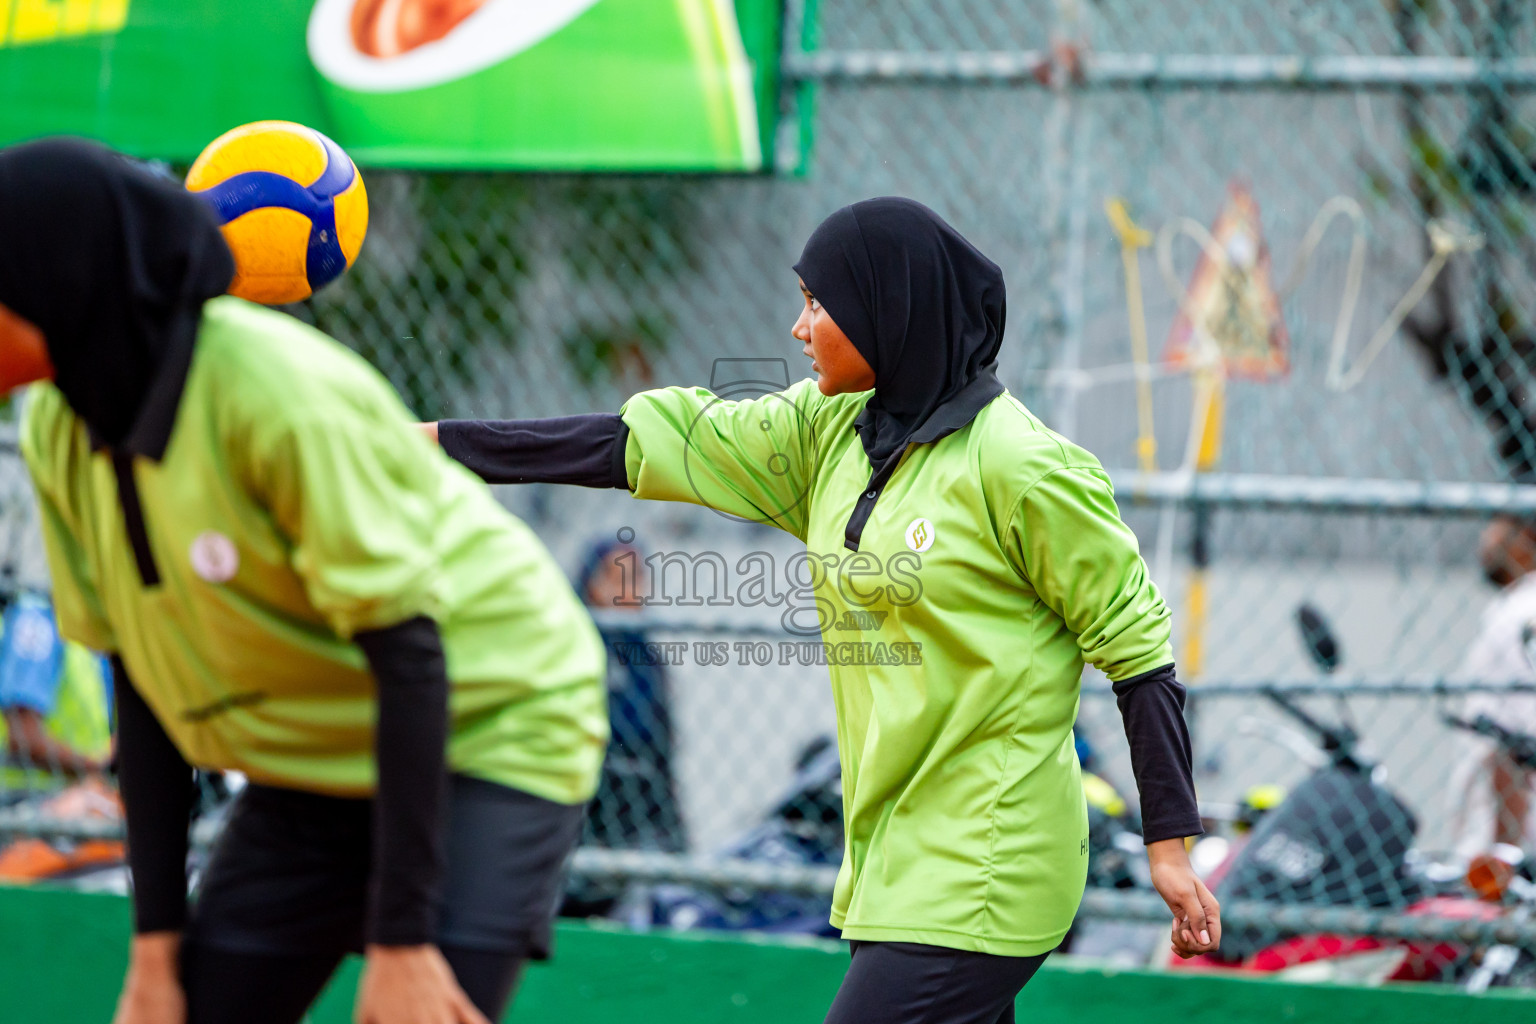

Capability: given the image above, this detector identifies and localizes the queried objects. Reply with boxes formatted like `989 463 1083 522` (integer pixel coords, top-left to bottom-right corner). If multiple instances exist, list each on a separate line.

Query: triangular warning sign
1165 182 1290 380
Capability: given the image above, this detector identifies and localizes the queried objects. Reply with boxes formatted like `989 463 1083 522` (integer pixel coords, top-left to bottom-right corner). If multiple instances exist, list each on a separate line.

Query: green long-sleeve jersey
23 297 608 804
620 379 1172 955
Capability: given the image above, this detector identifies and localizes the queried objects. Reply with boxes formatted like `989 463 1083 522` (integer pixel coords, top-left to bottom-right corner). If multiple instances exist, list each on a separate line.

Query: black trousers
179 775 585 1024
823 941 1052 1024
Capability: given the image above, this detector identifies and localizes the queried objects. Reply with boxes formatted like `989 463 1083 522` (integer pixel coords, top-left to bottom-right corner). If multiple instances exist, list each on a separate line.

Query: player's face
585 545 644 610
0 301 53 394
1480 517 1536 588
793 278 874 397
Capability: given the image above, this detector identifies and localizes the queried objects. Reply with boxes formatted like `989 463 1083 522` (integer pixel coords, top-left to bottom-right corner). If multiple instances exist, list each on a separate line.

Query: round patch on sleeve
190 531 241 583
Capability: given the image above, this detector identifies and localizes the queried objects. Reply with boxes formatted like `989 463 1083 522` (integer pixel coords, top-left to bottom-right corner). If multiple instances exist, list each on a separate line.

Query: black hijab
794 198 1006 548
0 137 233 447
794 197 1006 467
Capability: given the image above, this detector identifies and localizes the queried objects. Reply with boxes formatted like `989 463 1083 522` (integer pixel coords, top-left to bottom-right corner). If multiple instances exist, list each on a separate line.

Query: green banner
0 0 780 171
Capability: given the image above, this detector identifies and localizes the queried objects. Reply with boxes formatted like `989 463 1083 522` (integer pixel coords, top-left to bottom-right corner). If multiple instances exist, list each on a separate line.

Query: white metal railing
783 50 1536 90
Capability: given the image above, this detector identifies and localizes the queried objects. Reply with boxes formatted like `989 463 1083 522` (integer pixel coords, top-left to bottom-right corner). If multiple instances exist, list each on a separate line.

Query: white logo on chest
190 531 240 584
905 517 935 553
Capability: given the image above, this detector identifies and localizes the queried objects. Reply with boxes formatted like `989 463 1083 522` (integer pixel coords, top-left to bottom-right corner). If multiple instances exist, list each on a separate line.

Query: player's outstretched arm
426 414 631 488
424 381 824 537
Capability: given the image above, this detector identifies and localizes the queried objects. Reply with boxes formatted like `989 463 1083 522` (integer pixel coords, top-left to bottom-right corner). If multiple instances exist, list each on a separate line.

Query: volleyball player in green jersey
0 139 607 1024
428 198 1220 1022
0 594 113 784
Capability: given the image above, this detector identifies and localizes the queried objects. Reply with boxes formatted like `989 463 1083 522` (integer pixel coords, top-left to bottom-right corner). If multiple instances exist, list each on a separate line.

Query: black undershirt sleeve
353 616 451 947
113 656 197 934
438 414 630 489
1111 663 1204 844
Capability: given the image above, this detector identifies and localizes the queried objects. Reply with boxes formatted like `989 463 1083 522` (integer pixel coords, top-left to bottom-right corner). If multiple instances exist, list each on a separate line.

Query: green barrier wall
3 884 1534 1023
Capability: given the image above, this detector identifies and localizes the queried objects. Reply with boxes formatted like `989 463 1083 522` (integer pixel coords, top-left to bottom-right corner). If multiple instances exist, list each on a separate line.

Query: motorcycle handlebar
1441 713 1536 772
1260 686 1370 773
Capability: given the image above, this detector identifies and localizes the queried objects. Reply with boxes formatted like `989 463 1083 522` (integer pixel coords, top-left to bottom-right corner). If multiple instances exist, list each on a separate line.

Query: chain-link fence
7 0 1536 990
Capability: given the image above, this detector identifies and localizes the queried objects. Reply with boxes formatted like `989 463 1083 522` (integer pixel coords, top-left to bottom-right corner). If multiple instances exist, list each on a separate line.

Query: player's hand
112 932 186 1024
417 422 440 445
1147 837 1221 959
355 944 489 1024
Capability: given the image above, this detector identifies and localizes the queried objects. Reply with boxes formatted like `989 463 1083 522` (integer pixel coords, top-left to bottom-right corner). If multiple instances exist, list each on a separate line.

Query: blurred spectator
563 537 687 916
0 591 113 788
1450 516 1536 855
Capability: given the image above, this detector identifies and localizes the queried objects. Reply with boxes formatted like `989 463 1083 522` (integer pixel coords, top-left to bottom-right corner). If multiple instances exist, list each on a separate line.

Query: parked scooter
1174 606 1526 986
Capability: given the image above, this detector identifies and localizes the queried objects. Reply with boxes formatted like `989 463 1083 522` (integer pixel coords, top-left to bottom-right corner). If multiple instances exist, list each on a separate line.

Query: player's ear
0 301 54 394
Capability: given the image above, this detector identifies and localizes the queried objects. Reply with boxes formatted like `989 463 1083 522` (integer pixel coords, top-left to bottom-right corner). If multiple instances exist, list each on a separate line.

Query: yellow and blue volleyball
186 121 368 305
